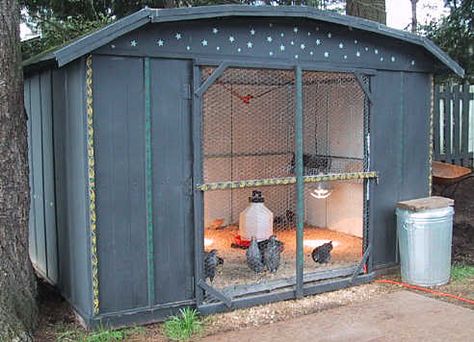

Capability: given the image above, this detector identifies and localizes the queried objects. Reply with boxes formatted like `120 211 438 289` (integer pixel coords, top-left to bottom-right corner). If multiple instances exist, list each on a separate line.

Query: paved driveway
202 291 474 341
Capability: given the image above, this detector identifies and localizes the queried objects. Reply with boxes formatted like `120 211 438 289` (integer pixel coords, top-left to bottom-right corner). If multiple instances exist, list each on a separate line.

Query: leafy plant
163 308 203 341
451 264 474 282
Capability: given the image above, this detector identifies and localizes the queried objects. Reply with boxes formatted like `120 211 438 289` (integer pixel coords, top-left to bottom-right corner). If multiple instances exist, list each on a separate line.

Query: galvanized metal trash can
396 196 454 287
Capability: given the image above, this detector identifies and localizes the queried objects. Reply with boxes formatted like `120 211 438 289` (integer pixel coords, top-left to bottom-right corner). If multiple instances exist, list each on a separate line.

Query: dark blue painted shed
23 5 463 328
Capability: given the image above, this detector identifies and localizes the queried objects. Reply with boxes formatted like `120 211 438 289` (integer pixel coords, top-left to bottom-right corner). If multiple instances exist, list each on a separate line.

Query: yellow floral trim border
429 75 434 196
197 171 378 191
86 55 99 315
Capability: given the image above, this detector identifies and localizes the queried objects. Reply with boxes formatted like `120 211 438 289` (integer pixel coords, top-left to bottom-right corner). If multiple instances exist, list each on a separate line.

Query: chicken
204 249 224 282
246 236 265 273
311 241 333 264
263 235 281 273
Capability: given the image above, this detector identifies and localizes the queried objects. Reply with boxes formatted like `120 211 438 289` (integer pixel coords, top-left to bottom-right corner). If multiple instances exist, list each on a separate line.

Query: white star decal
267 36 273 42
110 44 116 49
130 40 137 47
327 32 332 38
269 51 274 56
186 45 191 51
290 41 295 46
354 39 358 44
216 46 220 51
280 44 285 51
307 32 311 36
374 49 379 54
339 42 344 49
344 55 348 59
212 28 218 34
237 48 241 52
310 51 314 56
365 47 369 51
250 28 256 35
280 32 285 37
269 23 273 27
356 51 361 57
229 36 235 43
201 40 208 46
316 39 321 45
300 44 305 50
294 54 299 59
247 42 253 48
293 27 298 33
324 52 329 58
157 39 164 47
315 27 320 31
411 60 415 65
175 33 182 40
391 56 396 62
380 57 384 61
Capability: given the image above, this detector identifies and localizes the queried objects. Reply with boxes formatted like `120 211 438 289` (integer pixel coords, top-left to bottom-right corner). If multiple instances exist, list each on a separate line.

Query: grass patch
163 308 203 341
451 264 474 282
56 325 144 342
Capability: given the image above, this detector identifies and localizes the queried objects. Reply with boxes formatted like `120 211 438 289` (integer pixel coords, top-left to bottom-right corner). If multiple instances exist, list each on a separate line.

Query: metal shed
23 5 463 328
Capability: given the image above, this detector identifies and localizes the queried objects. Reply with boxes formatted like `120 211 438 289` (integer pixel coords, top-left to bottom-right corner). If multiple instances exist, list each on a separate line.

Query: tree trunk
411 0 418 33
0 0 38 340
346 0 387 24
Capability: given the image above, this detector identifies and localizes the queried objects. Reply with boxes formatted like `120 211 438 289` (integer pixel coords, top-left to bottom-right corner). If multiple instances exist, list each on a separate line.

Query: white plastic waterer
239 190 273 242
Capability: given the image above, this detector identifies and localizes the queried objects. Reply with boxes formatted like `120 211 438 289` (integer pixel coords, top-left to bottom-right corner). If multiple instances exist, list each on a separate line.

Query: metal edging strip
144 57 155 306
86 55 100 315
295 65 304 299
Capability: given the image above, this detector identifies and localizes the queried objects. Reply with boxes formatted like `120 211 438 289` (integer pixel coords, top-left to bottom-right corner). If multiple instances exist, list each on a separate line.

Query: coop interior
202 67 367 291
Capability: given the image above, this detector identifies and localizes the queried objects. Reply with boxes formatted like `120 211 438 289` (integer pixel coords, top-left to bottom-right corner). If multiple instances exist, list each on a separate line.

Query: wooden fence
433 82 474 168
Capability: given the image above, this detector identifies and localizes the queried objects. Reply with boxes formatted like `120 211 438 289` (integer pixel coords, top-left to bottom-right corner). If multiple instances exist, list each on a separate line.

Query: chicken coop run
23 6 463 328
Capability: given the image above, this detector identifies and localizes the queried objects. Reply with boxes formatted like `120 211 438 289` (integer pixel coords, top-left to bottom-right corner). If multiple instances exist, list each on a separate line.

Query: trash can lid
397 196 454 212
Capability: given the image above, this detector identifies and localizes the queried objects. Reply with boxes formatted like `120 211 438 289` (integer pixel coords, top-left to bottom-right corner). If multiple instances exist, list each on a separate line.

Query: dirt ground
205 225 362 289
433 177 474 265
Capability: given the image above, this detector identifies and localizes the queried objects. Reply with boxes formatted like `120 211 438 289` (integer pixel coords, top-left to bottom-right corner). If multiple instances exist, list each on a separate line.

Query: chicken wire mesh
201 67 297 294
200 67 370 298
302 71 369 275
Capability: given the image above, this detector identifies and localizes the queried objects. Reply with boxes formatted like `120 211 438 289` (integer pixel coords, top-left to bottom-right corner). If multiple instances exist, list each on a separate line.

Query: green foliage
163 308 203 341
56 325 144 342
422 0 474 79
451 264 474 282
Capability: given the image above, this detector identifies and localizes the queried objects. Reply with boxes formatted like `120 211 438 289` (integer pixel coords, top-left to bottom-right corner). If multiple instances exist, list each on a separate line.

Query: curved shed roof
25 5 464 77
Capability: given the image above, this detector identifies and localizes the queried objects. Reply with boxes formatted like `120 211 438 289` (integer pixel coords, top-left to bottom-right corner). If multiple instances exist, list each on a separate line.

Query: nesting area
204 225 362 289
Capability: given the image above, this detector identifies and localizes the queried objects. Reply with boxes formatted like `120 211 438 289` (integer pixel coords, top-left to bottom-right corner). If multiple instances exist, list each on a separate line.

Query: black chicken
204 249 224 282
263 235 281 273
311 241 333 264
246 236 265 273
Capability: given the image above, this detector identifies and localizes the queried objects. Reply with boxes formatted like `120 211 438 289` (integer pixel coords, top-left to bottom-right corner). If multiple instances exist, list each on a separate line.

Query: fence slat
443 85 453 163
434 81 474 169
433 84 441 160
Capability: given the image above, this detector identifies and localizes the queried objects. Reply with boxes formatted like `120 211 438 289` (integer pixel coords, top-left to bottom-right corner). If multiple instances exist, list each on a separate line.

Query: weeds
451 264 474 282
56 325 144 342
163 308 203 341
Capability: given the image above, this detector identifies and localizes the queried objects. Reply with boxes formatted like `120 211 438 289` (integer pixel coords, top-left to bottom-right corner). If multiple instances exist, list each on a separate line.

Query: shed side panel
150 58 194 305
40 69 59 283
401 72 431 199
29 73 47 274
25 77 38 265
52 59 93 317
94 55 148 313
370 71 403 268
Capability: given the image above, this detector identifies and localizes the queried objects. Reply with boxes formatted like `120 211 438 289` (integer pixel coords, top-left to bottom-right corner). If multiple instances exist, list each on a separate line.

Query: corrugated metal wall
26 58 93 318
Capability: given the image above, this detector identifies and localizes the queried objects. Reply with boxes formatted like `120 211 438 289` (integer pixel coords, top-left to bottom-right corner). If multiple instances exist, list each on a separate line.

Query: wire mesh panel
302 71 368 276
201 67 297 296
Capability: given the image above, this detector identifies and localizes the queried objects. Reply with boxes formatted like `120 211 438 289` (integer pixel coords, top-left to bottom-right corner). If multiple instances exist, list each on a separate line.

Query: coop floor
204 225 362 290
